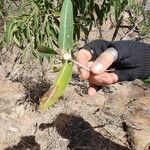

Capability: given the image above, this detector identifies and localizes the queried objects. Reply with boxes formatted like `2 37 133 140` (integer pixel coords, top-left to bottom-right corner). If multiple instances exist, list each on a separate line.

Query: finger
88 72 118 86
76 49 92 79
78 61 93 79
87 83 97 96
91 48 118 74
88 83 102 96
87 61 94 68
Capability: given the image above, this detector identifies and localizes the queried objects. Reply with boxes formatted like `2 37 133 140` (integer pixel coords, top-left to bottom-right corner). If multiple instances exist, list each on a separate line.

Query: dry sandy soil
0 18 150 150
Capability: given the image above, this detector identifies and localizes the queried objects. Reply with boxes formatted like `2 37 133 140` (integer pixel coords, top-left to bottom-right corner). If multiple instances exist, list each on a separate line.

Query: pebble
0 112 8 120
15 105 25 117
9 126 19 133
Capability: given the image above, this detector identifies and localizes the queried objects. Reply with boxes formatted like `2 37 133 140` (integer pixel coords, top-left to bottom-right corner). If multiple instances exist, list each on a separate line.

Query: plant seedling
39 0 74 110
38 0 119 110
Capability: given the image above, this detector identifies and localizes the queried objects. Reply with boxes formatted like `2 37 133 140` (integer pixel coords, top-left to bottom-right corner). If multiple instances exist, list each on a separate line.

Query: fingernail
91 63 104 74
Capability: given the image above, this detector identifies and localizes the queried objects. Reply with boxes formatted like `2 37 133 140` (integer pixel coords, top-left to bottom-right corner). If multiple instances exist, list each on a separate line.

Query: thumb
91 48 118 74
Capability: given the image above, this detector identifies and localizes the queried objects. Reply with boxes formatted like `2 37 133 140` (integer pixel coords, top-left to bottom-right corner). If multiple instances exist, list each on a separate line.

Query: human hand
76 48 118 96
76 40 150 96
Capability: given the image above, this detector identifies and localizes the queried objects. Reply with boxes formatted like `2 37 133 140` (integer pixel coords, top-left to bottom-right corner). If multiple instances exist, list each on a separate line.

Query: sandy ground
0 74 150 150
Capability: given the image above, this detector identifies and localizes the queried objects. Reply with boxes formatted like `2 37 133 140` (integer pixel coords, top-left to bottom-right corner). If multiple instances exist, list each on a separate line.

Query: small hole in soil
93 108 100 115
14 77 51 110
122 122 128 132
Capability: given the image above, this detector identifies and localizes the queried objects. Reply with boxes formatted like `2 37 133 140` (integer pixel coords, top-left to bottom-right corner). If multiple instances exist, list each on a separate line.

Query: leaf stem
71 59 115 72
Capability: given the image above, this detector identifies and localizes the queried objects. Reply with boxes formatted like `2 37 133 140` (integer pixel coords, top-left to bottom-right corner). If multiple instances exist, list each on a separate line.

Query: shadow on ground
4 136 40 150
39 113 130 150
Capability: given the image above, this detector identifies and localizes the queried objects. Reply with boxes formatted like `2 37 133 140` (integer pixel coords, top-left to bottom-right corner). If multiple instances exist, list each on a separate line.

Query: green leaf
142 78 150 84
37 45 58 57
53 11 61 17
0 11 4 18
58 0 74 53
13 34 21 47
46 23 58 42
33 11 39 33
39 62 73 110
42 14 48 34
18 0 25 14
5 21 17 43
26 25 31 41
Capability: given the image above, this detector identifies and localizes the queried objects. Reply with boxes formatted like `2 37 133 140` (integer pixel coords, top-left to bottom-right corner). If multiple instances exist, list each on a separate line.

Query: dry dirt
0 18 150 150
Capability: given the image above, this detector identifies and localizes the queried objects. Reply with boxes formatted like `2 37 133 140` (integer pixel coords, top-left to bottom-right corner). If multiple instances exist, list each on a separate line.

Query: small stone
9 126 19 133
15 105 25 117
0 112 8 120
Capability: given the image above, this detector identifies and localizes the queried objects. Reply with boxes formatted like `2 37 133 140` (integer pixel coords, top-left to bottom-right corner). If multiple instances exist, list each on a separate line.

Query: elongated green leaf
33 12 39 33
13 34 21 47
42 14 48 34
18 0 25 14
5 21 17 43
26 25 31 41
58 0 74 52
37 45 58 54
37 45 58 57
39 62 73 110
39 0 74 110
0 11 4 18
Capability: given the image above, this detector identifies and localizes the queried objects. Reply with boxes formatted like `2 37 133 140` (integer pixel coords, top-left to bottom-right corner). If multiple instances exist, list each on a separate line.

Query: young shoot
63 53 72 61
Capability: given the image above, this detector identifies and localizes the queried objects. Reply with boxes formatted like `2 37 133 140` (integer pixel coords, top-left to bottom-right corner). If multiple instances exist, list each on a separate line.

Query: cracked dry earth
0 75 149 150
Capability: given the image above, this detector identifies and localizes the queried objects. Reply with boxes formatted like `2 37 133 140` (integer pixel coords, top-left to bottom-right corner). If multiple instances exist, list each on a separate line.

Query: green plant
39 0 129 110
95 0 128 25
143 78 150 84
2 0 60 62
39 0 74 110
72 0 95 41
127 0 150 37
140 10 150 36
1 0 130 110
72 0 128 40
2 0 129 55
